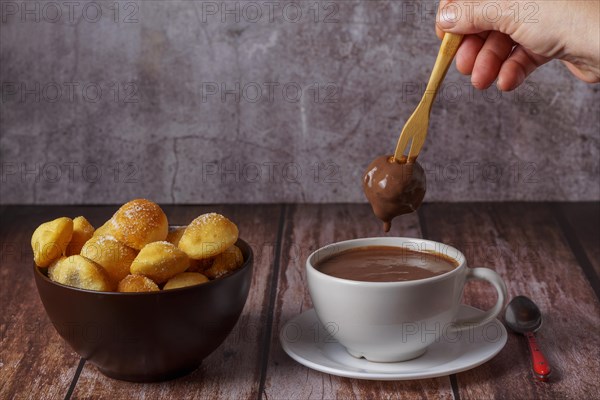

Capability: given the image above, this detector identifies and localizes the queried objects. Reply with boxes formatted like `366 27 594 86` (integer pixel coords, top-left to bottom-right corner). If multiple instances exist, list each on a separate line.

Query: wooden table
1 203 599 399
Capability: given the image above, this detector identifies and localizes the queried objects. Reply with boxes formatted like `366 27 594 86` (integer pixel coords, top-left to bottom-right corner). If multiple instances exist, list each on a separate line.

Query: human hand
435 0 600 91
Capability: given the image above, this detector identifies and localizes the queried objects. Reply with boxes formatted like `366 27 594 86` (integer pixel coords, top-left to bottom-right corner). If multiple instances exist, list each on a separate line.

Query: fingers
562 61 600 84
471 31 514 89
435 0 445 39
450 33 544 91
436 24 444 40
434 0 545 91
436 0 516 36
498 46 549 91
455 35 486 75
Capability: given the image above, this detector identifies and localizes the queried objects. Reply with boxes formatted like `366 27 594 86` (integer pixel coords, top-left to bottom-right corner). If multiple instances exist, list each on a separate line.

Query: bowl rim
34 237 254 296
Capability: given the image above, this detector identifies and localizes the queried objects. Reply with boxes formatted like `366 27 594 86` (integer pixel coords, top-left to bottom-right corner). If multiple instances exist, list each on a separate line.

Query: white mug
306 237 507 362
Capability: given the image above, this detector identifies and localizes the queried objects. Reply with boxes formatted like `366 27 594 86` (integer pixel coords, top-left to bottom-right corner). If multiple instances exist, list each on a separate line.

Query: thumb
437 0 517 35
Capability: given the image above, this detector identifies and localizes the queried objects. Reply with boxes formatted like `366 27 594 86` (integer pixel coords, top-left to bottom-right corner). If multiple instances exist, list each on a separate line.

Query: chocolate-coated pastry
363 155 426 232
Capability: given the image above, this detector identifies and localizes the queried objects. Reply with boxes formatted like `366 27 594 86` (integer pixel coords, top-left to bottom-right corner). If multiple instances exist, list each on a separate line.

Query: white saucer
280 305 507 380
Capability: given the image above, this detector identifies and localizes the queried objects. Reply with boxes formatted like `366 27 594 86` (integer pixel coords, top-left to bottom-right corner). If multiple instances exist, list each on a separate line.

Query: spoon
504 295 552 381
393 33 463 163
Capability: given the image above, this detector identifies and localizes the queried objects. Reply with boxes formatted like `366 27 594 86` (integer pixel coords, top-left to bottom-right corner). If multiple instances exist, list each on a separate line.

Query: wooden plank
71 204 282 399
0 206 103 399
558 202 600 282
263 204 454 399
421 203 600 399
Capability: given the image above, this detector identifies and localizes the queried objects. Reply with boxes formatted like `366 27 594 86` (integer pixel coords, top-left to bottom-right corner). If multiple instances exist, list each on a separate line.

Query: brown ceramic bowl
33 238 253 382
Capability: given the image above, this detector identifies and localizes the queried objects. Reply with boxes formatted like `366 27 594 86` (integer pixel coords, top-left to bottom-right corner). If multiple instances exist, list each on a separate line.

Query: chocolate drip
362 155 426 232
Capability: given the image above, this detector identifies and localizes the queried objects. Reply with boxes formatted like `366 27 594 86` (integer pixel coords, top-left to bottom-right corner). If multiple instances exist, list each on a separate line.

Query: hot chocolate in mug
306 237 507 362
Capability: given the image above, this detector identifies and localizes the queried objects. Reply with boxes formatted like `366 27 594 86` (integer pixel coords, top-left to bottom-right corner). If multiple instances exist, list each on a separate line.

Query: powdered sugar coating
130 241 190 283
107 199 168 250
118 274 159 292
178 213 239 260
49 255 112 292
204 245 244 279
93 220 111 238
80 234 138 284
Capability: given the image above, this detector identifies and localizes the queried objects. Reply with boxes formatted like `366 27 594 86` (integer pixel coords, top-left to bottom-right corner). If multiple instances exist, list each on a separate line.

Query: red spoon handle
525 332 551 381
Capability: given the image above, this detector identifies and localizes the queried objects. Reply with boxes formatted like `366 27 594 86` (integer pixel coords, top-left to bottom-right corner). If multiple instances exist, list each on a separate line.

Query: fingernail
438 6 457 29
496 79 503 91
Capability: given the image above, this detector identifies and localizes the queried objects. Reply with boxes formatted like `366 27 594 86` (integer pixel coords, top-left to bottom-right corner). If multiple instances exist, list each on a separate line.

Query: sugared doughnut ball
187 257 214 273
32 217 73 267
163 272 209 290
47 256 66 281
117 274 159 293
49 255 112 291
93 220 110 238
106 199 168 250
130 241 190 283
178 213 238 260
80 235 138 284
166 226 186 247
204 245 244 279
66 216 95 256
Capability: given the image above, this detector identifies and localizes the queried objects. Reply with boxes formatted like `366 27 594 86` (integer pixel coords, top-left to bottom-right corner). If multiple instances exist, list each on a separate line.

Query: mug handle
452 267 508 331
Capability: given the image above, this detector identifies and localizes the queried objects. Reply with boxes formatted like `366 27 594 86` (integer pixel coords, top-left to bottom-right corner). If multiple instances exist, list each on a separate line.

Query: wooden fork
393 33 464 163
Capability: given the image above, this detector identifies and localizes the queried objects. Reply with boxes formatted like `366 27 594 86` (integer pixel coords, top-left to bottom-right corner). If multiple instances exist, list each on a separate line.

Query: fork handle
393 33 463 162
525 332 552 381
423 33 464 106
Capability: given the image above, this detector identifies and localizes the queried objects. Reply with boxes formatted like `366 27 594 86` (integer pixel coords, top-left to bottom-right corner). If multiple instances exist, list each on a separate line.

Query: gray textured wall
1 0 599 204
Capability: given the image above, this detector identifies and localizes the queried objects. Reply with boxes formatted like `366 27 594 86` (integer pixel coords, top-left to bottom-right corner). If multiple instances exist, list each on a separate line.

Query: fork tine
393 130 412 162
407 131 426 161
392 33 463 163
